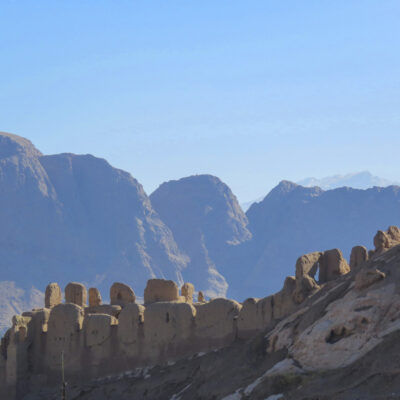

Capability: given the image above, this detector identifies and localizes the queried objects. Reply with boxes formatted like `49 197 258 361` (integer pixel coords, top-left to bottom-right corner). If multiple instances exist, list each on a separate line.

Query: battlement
1 226 399 398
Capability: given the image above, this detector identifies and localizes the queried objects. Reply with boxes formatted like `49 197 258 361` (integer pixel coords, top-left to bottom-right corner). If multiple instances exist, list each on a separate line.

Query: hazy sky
1 1 399 202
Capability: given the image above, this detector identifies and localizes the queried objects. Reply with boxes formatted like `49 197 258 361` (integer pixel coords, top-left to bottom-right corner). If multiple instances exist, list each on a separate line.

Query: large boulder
388 225 400 243
144 279 179 305
293 275 320 304
295 252 322 279
293 252 322 304
373 230 390 254
110 282 136 306
350 246 368 269
319 249 350 283
373 226 400 255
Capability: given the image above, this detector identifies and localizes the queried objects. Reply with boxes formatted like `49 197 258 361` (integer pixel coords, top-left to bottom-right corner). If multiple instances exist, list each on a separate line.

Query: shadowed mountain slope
223 180 400 299
0 132 187 332
150 175 251 297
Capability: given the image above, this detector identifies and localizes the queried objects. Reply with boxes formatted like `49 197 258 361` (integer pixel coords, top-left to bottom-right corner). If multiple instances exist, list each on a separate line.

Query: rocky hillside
150 175 251 297
0 132 187 333
23 227 400 400
224 180 400 300
2 131 400 332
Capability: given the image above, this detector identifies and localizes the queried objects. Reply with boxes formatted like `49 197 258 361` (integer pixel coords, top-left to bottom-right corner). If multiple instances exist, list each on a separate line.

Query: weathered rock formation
350 245 368 269
229 181 400 300
318 248 350 283
372 225 400 255
150 175 252 298
0 131 188 334
1 226 400 400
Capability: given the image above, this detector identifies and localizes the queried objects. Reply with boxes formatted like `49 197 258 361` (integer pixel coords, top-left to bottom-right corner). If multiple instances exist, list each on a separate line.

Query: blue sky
1 1 399 202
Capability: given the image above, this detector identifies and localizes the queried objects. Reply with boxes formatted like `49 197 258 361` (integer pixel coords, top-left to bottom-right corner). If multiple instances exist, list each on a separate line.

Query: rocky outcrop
319 249 350 283
2 226 400 399
350 245 368 269
232 181 400 300
4 226 400 400
292 252 321 304
372 225 400 255
0 131 188 334
150 175 252 298
355 267 386 290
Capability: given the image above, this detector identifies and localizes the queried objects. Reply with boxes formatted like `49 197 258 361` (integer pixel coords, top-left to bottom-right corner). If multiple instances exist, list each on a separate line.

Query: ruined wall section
1 226 399 397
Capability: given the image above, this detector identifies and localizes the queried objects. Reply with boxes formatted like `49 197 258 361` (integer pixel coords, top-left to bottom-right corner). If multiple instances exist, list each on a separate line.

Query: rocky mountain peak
0 132 42 159
150 174 251 297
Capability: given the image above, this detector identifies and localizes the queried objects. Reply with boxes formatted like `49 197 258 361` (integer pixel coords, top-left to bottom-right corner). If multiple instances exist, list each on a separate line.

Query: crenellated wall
1 226 399 399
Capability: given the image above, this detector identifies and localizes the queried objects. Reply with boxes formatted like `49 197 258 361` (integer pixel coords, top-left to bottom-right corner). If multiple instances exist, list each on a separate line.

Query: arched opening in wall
166 312 170 323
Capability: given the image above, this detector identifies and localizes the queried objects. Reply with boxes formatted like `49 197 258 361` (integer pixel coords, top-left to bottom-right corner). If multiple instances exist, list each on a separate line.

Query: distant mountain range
241 171 399 210
0 132 188 332
1 132 400 333
297 171 399 190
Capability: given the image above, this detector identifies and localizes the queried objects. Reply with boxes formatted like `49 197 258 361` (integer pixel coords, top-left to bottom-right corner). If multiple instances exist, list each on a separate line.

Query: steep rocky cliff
150 175 251 297
224 180 400 300
0 132 187 332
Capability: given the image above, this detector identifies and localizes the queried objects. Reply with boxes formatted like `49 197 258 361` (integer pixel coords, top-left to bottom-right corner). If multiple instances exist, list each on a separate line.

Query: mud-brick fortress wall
1 226 399 398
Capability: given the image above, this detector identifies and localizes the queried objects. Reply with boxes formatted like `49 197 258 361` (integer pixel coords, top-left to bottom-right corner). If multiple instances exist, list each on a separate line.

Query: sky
0 1 399 202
